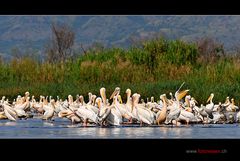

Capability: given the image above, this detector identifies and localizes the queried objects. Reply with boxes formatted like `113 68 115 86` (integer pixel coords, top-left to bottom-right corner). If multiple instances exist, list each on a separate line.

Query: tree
45 22 75 66
195 37 225 63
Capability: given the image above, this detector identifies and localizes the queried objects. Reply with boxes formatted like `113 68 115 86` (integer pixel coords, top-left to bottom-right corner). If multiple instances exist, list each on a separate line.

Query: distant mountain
0 16 240 59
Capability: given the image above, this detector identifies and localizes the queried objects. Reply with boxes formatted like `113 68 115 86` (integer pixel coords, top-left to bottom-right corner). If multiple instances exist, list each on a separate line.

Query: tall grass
0 38 240 104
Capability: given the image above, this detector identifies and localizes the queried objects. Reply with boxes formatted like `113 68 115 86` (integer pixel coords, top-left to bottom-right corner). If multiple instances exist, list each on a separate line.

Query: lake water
0 118 240 138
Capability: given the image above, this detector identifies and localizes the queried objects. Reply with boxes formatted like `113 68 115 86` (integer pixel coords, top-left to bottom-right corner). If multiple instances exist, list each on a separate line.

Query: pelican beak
177 90 189 101
110 90 117 100
118 96 123 104
207 95 212 103
97 100 101 109
194 99 198 104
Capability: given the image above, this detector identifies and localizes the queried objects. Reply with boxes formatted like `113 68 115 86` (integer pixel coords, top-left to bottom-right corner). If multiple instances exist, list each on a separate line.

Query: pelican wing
179 109 196 121
76 107 98 123
105 108 122 126
136 106 154 124
3 105 17 121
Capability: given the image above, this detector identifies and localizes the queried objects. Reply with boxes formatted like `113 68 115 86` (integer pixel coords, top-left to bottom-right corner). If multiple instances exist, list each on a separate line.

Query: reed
0 38 239 104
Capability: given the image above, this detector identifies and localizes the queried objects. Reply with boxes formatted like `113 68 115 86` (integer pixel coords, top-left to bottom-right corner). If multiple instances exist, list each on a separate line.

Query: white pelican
228 98 239 112
96 97 111 125
156 94 168 125
165 82 189 125
91 95 97 106
14 97 30 118
42 99 55 120
222 96 230 108
68 95 79 112
97 87 111 123
124 88 137 123
79 95 87 106
31 95 44 114
97 87 122 126
58 109 82 124
132 93 155 125
179 108 198 125
76 95 98 126
3 103 18 121
110 87 132 122
205 93 214 119
87 92 92 105
183 95 192 112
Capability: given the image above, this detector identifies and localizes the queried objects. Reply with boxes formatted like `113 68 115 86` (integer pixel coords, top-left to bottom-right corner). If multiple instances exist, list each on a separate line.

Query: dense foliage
0 38 239 104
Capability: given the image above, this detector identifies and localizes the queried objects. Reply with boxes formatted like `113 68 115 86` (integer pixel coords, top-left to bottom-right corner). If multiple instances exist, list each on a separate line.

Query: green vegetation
0 38 240 104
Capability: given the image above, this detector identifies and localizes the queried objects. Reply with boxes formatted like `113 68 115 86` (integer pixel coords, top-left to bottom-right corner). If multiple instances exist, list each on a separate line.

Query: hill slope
0 15 239 59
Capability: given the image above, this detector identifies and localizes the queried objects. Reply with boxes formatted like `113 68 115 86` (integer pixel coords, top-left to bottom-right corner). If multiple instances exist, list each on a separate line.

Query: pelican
204 93 214 120
87 92 93 105
98 87 122 126
97 87 111 124
179 108 198 125
91 95 97 106
228 98 239 112
58 109 81 124
222 96 230 109
96 97 111 125
132 93 155 125
165 82 189 125
3 103 18 121
42 99 55 120
79 95 87 106
184 95 192 112
156 94 168 125
76 93 99 126
68 95 79 112
110 87 132 122
105 96 123 126
31 95 44 114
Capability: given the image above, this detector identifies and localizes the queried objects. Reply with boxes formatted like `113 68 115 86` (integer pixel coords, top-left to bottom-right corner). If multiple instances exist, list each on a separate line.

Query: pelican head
185 95 191 100
231 98 235 105
25 91 30 96
96 97 102 108
191 97 198 104
68 95 73 102
88 92 92 99
110 87 120 100
126 88 131 94
151 96 154 103
160 94 166 100
207 93 214 103
100 87 106 98
100 87 106 94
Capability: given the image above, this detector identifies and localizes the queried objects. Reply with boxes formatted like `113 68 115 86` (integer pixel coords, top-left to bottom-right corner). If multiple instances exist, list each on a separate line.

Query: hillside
0 16 240 59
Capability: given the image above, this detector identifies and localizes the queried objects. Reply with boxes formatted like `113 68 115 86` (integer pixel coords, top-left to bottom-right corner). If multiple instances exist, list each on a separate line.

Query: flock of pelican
0 82 240 126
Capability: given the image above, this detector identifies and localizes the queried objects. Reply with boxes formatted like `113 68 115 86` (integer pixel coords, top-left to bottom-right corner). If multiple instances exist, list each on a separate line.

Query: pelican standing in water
156 94 168 125
97 88 111 125
42 99 55 121
204 93 214 122
110 87 132 123
3 103 18 121
132 93 155 126
165 82 189 126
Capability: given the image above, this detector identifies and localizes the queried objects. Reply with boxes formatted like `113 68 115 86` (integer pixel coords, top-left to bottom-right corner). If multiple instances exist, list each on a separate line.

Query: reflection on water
0 119 240 138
